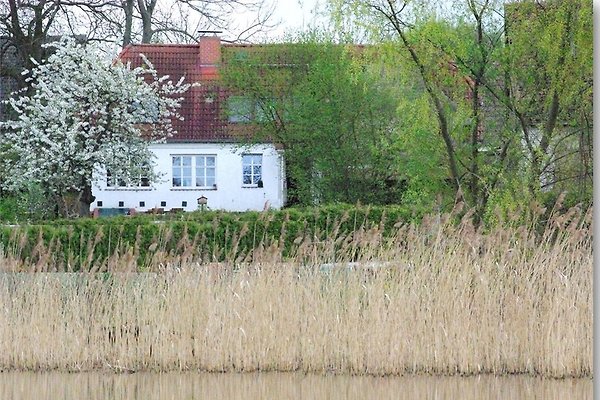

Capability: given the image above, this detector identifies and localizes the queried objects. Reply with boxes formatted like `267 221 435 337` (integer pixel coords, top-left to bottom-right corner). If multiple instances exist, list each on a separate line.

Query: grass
0 205 592 378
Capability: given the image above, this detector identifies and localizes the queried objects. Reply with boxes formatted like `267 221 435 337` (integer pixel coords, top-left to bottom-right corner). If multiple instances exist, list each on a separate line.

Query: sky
269 0 323 37
230 0 466 43
227 0 324 42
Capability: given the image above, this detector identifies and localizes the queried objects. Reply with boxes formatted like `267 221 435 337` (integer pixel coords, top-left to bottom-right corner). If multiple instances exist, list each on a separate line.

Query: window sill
242 185 261 189
104 187 153 191
170 187 217 191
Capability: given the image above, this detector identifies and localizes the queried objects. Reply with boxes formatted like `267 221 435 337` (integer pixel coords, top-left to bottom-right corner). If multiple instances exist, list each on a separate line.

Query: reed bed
0 206 592 378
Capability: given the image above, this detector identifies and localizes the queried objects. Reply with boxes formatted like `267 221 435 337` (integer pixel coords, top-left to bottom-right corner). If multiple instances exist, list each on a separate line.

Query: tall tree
0 40 191 216
363 1 463 197
0 0 276 88
222 36 404 205
501 0 592 199
334 0 592 215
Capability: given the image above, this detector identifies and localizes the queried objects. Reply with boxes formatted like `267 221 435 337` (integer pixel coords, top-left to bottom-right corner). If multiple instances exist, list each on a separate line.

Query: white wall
91 142 285 212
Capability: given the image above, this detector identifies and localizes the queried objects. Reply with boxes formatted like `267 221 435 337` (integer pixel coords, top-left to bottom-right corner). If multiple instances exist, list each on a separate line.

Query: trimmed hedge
0 204 426 271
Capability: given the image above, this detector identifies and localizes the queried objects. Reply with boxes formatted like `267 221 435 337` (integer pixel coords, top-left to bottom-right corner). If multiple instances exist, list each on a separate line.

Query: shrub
0 204 425 270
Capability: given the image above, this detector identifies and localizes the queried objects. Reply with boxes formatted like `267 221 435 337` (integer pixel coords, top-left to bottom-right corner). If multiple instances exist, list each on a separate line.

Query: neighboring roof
118 43 234 143
117 41 366 143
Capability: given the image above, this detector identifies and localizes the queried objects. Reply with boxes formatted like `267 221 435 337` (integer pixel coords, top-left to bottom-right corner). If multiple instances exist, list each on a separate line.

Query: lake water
0 372 591 399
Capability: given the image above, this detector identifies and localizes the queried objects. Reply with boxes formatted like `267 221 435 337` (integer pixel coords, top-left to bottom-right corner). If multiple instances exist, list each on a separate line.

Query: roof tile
119 43 234 142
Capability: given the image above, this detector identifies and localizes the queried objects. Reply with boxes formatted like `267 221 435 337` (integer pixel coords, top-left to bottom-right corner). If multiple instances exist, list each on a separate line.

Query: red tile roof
118 42 235 142
117 40 364 144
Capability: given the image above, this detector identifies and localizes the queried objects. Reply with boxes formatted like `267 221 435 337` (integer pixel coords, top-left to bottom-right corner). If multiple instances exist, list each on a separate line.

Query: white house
91 36 286 213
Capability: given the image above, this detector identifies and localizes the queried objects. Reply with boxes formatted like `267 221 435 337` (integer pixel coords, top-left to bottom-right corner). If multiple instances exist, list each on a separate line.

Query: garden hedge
0 204 425 271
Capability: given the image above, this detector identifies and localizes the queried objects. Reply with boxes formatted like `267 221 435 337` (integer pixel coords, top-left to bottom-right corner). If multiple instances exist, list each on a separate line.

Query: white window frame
242 154 263 187
195 155 217 188
172 154 217 189
106 168 151 190
172 155 193 187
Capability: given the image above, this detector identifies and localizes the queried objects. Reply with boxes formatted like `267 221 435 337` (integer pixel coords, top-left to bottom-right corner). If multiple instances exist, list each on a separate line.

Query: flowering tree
0 40 190 217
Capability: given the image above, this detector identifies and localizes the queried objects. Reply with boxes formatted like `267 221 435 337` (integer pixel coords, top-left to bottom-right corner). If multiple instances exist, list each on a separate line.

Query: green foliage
333 0 592 218
222 34 405 206
0 196 20 223
502 0 593 195
0 204 427 270
17 183 56 221
0 184 55 223
481 181 534 227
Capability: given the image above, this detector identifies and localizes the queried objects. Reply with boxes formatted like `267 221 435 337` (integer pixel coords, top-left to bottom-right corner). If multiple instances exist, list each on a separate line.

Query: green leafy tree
333 0 591 218
502 0 592 201
222 35 404 206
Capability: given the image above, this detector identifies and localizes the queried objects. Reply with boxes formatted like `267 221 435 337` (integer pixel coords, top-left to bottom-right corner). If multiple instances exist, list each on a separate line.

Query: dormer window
227 96 252 123
227 96 273 123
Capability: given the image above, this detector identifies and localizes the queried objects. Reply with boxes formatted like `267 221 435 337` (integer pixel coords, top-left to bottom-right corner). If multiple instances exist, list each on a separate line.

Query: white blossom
0 39 191 197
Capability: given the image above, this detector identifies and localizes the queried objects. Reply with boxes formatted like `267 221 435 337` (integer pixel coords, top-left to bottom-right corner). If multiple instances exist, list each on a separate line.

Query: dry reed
0 207 592 378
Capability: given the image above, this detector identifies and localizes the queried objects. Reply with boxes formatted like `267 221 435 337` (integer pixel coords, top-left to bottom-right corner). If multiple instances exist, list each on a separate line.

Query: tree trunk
79 183 96 217
468 3 487 217
59 190 82 218
122 0 135 46
137 0 157 43
470 80 481 210
373 1 461 194
59 185 95 219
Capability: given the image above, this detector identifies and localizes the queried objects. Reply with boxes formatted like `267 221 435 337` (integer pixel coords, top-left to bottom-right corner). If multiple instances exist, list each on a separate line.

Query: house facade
91 36 286 213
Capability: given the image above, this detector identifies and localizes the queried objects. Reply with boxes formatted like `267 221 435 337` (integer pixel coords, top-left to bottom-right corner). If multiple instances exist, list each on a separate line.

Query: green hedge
0 204 426 271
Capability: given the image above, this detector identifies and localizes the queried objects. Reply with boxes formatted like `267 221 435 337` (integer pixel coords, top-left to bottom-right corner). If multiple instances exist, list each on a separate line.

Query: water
0 372 591 399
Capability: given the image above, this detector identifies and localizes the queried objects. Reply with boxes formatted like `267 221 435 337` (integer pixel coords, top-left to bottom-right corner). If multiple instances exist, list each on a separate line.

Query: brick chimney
198 35 221 80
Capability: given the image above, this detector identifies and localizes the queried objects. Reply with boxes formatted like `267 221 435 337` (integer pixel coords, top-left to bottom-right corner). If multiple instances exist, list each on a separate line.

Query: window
255 98 276 122
107 171 125 187
242 154 262 186
227 96 252 123
233 50 249 62
107 168 150 188
172 156 192 187
172 155 216 188
227 96 275 123
195 156 216 187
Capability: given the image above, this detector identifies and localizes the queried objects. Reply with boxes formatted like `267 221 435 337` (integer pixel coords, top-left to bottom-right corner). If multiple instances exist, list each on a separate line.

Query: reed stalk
0 207 592 378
